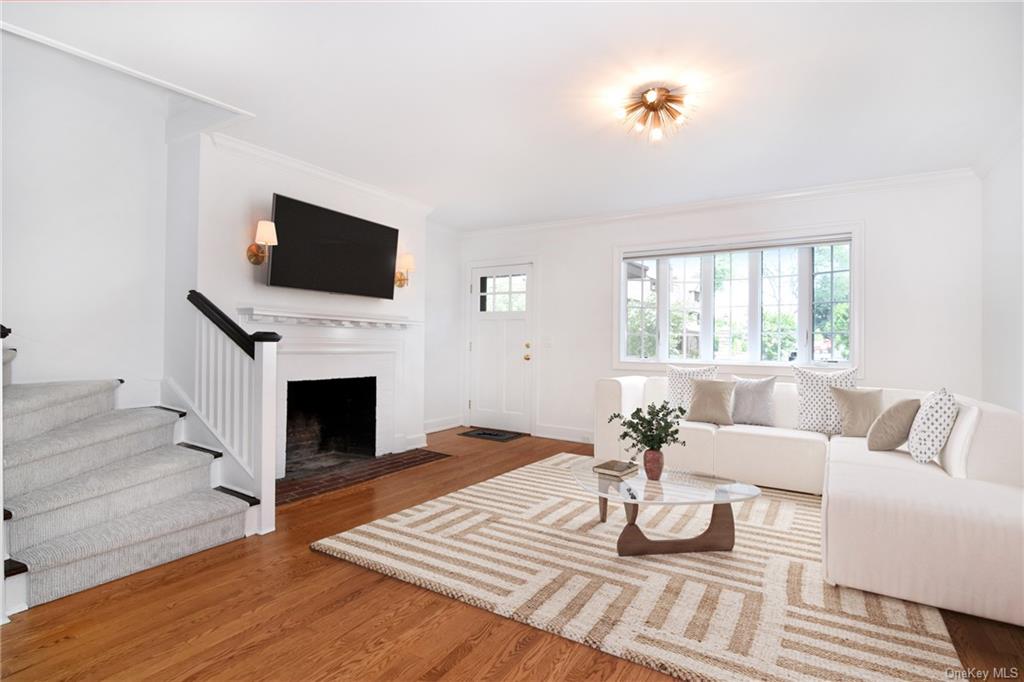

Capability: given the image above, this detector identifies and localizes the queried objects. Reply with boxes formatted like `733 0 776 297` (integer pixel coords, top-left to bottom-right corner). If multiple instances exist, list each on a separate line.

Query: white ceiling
3 2 1021 229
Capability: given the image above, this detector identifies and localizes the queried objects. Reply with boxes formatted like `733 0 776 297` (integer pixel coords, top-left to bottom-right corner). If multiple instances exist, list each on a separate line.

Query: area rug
312 453 961 680
276 448 449 504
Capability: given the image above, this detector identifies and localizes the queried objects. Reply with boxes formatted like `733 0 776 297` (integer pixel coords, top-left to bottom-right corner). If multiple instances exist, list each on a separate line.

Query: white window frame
612 224 864 377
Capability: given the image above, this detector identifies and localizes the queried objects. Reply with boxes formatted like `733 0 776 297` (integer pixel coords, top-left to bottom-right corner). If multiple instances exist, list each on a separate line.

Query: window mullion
748 251 761 363
797 246 812 363
656 258 671 362
699 254 714 361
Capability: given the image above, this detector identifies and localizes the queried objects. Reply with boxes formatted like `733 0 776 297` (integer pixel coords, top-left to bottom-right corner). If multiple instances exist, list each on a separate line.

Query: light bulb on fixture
633 121 645 133
675 113 687 124
643 89 658 104
650 127 663 141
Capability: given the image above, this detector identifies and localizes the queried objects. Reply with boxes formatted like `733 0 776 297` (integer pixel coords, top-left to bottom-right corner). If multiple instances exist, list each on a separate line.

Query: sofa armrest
594 377 648 459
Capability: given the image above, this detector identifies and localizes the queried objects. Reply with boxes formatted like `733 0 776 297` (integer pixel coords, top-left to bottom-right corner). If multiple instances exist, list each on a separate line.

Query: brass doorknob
523 354 531 361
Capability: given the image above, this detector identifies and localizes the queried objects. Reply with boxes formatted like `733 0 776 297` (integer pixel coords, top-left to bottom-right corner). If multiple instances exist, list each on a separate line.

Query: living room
1 2 1021 680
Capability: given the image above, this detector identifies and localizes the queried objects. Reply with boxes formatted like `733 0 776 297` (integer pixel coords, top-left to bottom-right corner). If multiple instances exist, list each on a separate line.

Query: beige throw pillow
867 399 921 451
686 380 736 426
830 387 883 437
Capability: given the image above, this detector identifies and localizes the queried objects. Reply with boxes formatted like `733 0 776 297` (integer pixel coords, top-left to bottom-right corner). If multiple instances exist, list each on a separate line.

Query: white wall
1 34 169 406
424 222 464 431
980 139 1024 411
187 134 430 453
457 172 986 442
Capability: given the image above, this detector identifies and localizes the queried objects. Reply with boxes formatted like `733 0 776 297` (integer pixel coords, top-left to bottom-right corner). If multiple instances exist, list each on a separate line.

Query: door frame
461 255 538 434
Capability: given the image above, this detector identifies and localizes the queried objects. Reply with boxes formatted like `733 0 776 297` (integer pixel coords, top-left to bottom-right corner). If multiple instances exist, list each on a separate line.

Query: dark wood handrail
187 290 281 359
1 324 11 339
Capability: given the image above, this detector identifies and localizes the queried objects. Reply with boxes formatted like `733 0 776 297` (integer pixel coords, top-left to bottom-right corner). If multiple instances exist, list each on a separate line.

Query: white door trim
461 256 537 433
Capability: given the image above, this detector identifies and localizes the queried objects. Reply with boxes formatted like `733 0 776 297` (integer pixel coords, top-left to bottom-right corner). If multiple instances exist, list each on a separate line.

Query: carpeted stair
3 369 248 607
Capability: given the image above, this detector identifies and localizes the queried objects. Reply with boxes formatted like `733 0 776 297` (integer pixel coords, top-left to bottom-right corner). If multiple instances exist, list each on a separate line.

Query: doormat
458 428 527 442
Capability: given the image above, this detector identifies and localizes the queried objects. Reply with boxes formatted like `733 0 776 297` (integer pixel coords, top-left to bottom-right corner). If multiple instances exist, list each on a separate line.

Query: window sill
612 358 855 378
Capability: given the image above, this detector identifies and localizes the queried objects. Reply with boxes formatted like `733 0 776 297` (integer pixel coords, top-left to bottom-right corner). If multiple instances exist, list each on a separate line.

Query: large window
621 238 852 366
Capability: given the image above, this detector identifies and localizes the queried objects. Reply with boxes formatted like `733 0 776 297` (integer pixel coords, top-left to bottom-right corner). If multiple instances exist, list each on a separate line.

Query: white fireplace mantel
238 305 418 331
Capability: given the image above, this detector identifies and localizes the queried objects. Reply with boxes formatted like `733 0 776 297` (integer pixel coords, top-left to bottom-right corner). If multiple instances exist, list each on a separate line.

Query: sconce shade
255 220 278 246
397 253 416 273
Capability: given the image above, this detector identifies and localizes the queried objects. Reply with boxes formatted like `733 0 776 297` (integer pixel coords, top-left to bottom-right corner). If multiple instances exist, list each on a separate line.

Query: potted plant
607 401 686 481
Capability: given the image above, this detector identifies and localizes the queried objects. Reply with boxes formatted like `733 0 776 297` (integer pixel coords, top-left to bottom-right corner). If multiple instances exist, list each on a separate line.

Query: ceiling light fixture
619 82 691 142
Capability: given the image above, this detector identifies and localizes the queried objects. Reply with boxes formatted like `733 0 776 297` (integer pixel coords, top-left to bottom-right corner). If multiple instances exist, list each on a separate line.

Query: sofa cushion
686 379 735 425
829 436 947 477
731 376 776 426
867 399 920 451
908 388 960 464
662 422 716 475
666 365 717 412
715 424 827 494
831 387 882 437
794 366 858 436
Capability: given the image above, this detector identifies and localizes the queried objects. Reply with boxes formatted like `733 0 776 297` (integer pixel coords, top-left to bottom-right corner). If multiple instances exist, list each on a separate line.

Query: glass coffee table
571 460 761 557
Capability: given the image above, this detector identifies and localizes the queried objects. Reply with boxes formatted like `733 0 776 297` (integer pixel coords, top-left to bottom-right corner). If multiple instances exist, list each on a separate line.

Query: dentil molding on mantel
237 306 423 331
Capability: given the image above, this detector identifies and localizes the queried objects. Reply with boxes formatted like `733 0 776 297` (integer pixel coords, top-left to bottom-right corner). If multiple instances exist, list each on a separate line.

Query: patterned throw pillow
667 365 718 412
907 388 960 463
794 366 858 436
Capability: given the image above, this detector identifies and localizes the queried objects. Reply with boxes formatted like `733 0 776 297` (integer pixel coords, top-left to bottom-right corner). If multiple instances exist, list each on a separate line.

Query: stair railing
186 290 280 533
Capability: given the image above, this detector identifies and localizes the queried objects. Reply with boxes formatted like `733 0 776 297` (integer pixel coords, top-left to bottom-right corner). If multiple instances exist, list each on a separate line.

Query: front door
469 264 533 432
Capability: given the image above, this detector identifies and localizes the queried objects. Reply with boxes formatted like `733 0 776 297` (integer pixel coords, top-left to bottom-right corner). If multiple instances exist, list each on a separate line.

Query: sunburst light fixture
615 82 695 142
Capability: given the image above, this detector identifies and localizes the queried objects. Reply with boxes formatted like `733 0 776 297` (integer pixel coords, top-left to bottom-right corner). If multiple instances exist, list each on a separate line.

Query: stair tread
14 489 248 571
4 407 181 469
2 380 121 419
6 445 214 519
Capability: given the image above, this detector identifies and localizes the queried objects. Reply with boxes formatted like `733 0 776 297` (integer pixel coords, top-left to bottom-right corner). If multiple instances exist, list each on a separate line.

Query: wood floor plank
0 428 1018 681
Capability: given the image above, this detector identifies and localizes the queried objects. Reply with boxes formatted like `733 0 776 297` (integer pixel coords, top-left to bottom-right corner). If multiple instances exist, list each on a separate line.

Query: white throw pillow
794 366 857 436
907 388 960 463
667 365 718 412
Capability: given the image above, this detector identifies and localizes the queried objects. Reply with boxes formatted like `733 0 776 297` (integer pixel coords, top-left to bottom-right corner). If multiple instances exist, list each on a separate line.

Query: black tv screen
267 194 399 299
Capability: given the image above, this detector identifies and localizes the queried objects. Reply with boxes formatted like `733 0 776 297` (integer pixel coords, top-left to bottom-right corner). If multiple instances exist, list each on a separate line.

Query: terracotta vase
643 449 664 481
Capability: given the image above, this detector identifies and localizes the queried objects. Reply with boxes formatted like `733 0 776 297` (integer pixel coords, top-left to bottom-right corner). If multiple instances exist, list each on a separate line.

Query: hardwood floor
2 429 1020 680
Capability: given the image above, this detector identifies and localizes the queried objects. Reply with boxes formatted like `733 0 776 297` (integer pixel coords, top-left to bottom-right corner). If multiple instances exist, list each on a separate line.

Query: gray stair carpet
3 375 250 608
5 445 215 554
4 380 121 443
4 407 181 497
2 348 15 386
16 489 247 606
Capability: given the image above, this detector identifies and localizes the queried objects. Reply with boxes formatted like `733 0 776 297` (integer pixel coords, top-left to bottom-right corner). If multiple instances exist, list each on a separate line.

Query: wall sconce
247 220 278 265
394 253 416 288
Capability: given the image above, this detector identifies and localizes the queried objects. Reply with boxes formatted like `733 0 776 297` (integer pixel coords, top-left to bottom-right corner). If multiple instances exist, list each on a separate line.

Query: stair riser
4 390 116 444
27 514 245 606
7 466 212 554
5 423 177 497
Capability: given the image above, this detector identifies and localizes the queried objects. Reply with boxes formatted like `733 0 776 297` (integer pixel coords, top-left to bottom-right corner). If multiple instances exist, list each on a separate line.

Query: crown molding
464 167 979 237
1 22 253 120
208 133 434 216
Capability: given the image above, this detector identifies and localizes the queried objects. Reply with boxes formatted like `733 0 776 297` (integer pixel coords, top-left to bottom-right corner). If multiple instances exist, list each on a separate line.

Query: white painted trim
3 573 27 619
0 22 253 119
532 423 592 444
463 168 977 235
208 133 433 215
425 416 463 433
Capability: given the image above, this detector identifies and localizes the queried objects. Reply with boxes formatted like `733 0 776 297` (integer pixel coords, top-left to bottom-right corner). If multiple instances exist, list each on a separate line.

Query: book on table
592 459 638 478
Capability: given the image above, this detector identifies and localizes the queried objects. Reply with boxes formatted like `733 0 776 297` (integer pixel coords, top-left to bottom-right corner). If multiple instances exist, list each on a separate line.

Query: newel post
253 332 281 534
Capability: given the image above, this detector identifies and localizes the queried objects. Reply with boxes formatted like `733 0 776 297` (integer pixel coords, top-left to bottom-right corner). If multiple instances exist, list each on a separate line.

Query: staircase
2 348 252 611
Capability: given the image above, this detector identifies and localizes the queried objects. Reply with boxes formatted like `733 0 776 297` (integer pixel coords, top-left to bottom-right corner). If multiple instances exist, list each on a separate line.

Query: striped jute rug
312 453 961 680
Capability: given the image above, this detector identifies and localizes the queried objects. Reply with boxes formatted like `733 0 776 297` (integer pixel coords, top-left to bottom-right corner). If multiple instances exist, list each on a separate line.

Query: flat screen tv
267 194 399 299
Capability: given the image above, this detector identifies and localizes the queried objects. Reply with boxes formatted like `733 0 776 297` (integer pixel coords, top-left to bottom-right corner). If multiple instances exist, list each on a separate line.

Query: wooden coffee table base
614 502 735 556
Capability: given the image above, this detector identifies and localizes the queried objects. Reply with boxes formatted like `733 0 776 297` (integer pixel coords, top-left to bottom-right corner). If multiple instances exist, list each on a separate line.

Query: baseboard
532 423 592 444
396 432 428 451
424 416 463 434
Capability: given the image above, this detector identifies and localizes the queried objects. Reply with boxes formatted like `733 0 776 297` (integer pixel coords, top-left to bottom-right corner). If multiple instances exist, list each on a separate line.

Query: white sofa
595 376 1024 625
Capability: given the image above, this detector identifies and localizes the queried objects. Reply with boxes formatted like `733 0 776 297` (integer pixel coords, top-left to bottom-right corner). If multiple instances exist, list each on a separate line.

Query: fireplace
285 377 376 475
